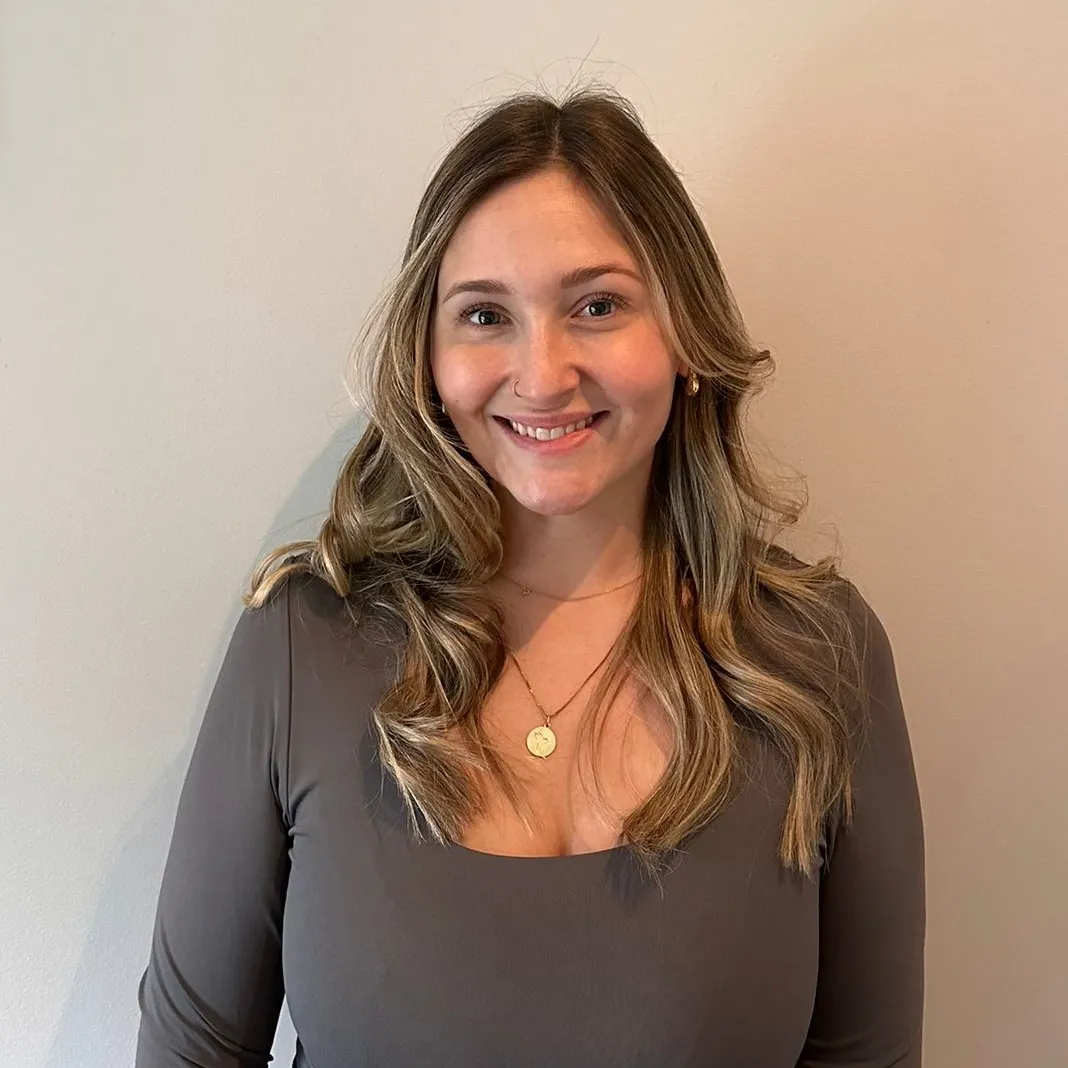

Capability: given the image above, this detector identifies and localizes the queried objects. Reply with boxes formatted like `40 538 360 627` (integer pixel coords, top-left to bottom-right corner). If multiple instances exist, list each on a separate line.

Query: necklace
497 570 642 602
507 634 622 758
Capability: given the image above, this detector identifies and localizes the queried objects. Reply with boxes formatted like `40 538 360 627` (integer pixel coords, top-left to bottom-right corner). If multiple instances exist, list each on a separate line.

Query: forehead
438 169 637 284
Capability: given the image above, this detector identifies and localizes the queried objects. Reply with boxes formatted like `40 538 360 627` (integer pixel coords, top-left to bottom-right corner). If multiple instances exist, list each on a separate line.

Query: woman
135 85 925 1067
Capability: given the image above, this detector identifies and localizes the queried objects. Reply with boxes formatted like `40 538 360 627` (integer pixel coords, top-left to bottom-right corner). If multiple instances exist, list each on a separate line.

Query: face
430 167 686 519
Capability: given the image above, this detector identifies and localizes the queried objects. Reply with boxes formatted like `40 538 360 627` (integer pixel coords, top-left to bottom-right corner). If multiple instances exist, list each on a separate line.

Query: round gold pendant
526 724 557 758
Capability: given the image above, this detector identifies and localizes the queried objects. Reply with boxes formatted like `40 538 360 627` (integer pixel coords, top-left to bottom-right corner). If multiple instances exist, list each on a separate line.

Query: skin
428 166 681 855
430 165 690 600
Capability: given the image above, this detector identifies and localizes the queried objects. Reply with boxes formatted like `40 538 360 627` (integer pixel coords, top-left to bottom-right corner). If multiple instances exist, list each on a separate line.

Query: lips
506 414 596 440
495 411 608 441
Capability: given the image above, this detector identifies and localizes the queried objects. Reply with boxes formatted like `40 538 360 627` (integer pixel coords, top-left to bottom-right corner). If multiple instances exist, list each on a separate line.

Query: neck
493 478 647 600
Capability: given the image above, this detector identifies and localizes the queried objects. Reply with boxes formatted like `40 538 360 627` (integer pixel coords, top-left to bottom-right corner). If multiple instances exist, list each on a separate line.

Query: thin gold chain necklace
507 633 622 758
496 570 642 601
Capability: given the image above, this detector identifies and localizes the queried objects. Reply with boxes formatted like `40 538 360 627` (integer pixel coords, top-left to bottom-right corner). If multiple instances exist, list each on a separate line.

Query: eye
579 292 630 319
454 291 631 329
456 305 505 328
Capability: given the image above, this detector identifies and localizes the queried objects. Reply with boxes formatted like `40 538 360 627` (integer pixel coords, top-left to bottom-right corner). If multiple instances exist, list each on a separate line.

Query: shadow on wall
44 416 363 1068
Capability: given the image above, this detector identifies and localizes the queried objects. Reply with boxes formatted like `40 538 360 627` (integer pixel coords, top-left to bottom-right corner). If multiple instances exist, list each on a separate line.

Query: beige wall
2 2 1065 1065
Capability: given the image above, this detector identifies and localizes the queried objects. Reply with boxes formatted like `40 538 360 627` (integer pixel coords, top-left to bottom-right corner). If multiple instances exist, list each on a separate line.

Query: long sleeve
798 582 926 1067
135 583 293 1067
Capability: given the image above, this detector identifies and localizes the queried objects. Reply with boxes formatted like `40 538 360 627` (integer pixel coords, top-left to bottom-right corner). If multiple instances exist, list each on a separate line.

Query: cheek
609 357 677 416
618 390 675 446
431 347 502 415
610 325 677 396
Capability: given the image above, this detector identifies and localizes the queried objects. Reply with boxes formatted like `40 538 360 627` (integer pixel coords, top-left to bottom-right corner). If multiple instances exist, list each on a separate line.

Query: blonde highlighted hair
246 82 864 878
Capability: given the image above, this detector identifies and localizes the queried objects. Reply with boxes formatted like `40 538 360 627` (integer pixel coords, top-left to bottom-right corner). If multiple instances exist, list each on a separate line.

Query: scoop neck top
135 569 925 1068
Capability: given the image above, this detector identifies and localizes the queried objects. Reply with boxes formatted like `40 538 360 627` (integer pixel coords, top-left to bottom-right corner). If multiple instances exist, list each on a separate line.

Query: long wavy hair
246 82 864 878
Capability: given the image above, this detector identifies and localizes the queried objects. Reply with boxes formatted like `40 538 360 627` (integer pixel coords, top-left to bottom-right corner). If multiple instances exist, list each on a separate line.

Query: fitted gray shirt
135 571 925 1067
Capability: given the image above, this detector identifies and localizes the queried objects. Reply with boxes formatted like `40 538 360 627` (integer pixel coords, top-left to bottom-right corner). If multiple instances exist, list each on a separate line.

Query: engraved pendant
526 724 557 758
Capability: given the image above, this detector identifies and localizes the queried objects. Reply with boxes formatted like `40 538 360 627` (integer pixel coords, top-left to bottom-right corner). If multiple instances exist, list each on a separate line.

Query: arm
135 582 293 1067
798 582 926 1067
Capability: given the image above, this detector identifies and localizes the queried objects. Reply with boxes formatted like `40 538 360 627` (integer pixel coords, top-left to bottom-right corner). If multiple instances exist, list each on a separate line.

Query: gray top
135 571 925 1067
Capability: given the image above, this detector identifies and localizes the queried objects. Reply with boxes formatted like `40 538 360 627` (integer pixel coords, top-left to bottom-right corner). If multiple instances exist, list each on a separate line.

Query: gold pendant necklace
508 634 621 759
525 723 558 758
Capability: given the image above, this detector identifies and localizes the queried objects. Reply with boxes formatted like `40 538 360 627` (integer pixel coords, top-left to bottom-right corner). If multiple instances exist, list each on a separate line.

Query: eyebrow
439 263 644 305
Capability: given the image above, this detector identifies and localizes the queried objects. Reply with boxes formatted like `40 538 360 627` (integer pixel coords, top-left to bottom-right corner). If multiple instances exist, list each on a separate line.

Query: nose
510 321 581 406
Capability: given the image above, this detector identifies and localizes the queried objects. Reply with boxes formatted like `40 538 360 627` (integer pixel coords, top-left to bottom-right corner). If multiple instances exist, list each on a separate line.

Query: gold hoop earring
685 371 700 396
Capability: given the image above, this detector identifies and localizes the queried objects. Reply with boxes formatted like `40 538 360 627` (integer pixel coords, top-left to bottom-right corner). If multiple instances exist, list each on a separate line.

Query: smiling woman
430 171 679 524
135 83 925 1068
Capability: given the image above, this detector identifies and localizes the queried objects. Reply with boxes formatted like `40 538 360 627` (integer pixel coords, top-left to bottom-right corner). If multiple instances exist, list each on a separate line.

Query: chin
503 483 601 517
519 499 592 518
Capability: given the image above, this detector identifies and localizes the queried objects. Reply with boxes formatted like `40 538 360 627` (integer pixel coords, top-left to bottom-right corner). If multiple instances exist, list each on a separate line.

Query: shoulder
832 575 920 836
232 570 403 806
249 567 401 648
748 551 906 765
757 547 892 665
233 569 403 712
286 568 402 648
841 579 900 701
806 570 906 758
271 567 404 713
821 573 903 743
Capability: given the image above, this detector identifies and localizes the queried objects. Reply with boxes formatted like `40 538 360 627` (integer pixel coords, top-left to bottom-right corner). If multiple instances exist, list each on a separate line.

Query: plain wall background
3 1 1066 1065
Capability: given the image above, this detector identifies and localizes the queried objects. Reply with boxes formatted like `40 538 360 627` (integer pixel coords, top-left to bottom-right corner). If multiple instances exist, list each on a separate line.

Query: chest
456 671 672 857
281 719 821 1068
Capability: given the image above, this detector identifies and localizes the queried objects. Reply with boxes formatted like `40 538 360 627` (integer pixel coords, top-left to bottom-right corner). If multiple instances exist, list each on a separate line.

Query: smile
506 414 597 440
493 411 608 453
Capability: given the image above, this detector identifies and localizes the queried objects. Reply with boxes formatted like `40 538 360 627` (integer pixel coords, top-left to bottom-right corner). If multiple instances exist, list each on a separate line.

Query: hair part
246 80 864 881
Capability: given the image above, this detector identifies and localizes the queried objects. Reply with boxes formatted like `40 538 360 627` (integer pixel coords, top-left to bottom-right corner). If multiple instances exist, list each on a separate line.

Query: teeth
508 415 595 440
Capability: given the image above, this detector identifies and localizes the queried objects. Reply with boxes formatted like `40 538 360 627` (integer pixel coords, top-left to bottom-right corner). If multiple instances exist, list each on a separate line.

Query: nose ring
512 379 521 397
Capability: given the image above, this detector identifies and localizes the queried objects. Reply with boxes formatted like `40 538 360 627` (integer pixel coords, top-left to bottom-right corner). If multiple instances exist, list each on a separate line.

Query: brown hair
245 82 864 878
